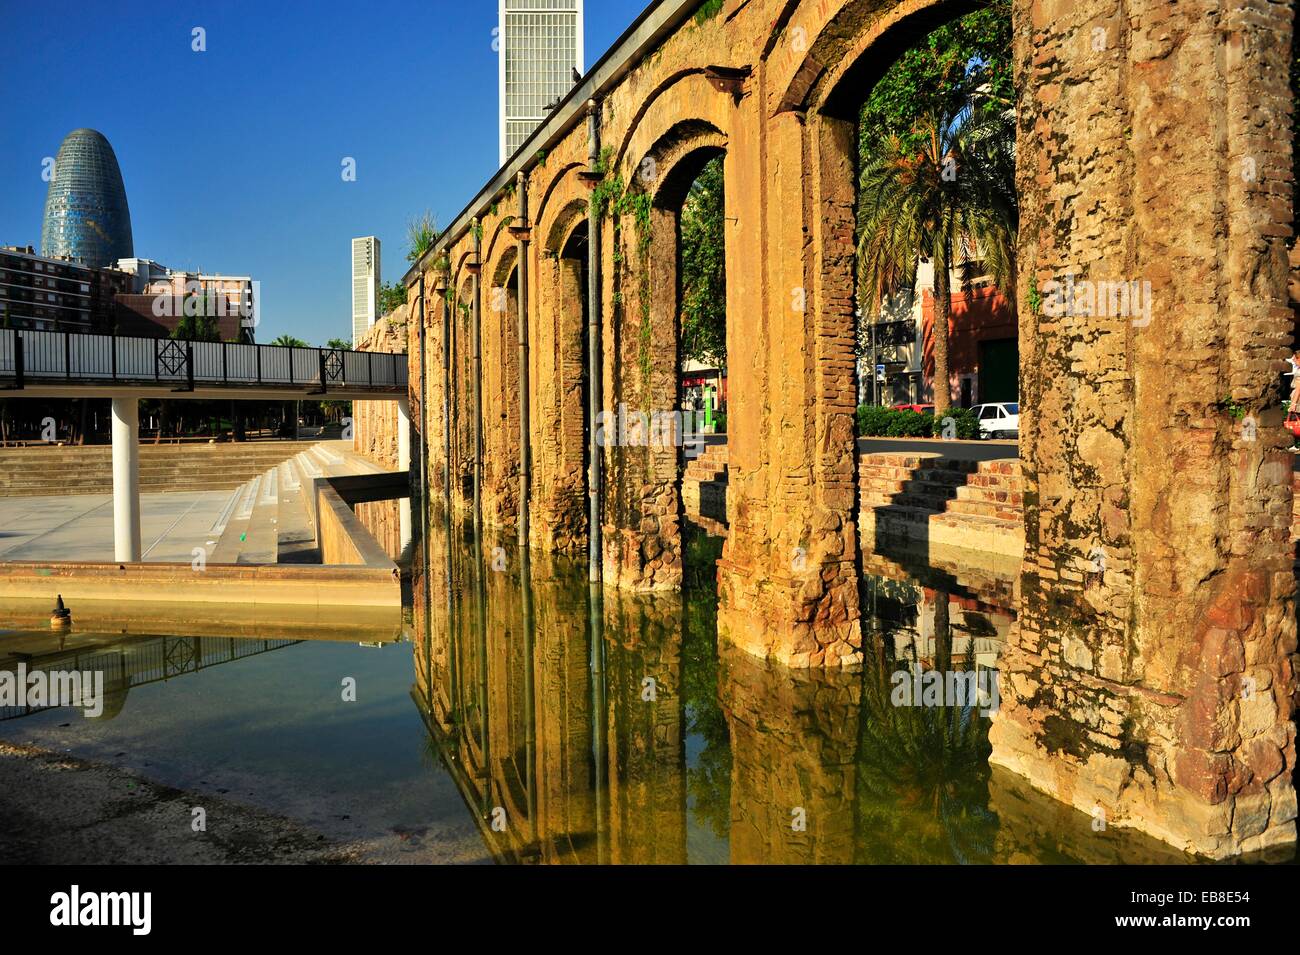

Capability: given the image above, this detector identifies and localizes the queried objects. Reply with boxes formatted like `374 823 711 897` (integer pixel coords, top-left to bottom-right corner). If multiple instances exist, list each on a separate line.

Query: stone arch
601 116 731 592
613 72 733 181
772 0 975 117
532 177 592 552
447 271 477 510
481 236 522 530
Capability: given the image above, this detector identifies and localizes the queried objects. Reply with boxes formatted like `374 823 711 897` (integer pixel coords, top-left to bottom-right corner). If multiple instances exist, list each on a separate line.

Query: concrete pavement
0 490 235 563
857 436 1018 462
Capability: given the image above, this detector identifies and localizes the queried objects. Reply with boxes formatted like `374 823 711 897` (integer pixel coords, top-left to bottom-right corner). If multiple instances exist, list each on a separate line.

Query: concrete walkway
0 490 234 563
0 441 388 565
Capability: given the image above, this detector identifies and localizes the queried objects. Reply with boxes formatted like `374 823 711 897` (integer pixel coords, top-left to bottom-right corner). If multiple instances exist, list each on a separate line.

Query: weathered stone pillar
602 202 684 591
716 96 862 667
991 0 1297 858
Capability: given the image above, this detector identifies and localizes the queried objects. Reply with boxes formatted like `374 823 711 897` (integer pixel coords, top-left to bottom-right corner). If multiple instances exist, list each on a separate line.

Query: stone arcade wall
391 0 1296 857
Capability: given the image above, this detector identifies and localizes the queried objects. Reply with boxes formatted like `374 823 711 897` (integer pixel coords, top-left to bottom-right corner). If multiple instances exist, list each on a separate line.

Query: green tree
856 104 1016 415
679 155 727 368
378 281 407 316
171 311 221 341
269 334 309 348
858 0 1012 159
326 336 352 350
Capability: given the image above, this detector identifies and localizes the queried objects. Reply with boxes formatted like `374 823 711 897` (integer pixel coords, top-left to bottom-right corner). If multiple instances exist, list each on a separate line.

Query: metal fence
0 636 302 721
0 329 407 394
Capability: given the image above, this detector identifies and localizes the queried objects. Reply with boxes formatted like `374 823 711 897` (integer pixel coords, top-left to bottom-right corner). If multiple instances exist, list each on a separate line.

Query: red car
891 403 935 415
1286 411 1300 439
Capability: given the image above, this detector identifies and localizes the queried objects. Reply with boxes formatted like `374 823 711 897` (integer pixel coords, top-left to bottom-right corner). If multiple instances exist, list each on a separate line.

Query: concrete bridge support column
110 396 141 563
990 0 1297 858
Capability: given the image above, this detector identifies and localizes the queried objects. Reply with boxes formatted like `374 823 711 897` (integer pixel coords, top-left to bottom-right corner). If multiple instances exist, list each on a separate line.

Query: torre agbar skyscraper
499 0 584 165
40 128 134 269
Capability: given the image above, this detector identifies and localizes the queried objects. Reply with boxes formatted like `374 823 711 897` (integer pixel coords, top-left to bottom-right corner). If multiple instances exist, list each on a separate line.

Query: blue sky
0 0 647 345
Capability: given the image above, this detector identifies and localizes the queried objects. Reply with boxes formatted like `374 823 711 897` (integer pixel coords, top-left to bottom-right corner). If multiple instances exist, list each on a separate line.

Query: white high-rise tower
351 236 380 345
499 0 584 166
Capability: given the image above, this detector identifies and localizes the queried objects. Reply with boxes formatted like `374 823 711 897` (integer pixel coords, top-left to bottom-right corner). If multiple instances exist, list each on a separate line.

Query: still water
0 508 1268 864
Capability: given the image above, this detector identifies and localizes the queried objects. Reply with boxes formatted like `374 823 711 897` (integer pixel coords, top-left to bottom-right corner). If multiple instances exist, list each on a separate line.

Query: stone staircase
0 440 326 496
207 442 385 565
859 452 1024 558
682 444 728 536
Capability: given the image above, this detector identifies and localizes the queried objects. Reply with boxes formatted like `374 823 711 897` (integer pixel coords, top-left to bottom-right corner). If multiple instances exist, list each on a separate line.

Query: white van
972 402 1019 439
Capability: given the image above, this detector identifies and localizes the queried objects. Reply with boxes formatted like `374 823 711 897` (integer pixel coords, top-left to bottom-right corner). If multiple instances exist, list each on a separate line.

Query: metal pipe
516 170 531 548
441 278 452 509
416 272 428 506
586 100 603 584
472 219 483 534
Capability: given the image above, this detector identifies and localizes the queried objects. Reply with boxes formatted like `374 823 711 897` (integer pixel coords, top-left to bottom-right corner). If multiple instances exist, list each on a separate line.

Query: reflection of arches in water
414 511 1217 865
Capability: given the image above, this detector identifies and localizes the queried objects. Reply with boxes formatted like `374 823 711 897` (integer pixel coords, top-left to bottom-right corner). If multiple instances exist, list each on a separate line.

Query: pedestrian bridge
0 327 413 564
0 328 408 401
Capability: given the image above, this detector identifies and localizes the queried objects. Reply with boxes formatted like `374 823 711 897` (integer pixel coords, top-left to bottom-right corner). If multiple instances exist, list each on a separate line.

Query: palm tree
856 103 1016 416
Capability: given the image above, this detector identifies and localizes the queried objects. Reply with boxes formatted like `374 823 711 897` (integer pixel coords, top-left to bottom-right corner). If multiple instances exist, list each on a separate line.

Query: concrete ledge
0 561 400 609
0 598 402 642
313 477 401 568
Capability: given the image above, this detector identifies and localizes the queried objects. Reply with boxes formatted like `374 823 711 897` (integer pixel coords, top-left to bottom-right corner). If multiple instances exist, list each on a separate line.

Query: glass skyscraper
500 0 584 165
40 128 134 269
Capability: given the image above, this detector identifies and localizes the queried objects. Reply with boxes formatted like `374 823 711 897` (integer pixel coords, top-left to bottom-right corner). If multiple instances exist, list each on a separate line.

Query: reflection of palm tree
854 590 997 863
682 524 731 838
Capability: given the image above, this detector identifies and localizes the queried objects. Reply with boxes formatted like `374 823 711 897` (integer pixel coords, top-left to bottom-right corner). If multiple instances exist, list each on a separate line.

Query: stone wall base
989 693 1298 860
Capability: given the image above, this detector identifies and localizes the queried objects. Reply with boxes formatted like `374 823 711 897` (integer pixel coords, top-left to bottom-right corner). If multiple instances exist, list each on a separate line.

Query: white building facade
499 0 584 166
351 236 381 345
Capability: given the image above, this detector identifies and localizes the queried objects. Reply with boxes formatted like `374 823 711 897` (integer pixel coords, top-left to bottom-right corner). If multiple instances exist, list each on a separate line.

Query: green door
978 338 1018 404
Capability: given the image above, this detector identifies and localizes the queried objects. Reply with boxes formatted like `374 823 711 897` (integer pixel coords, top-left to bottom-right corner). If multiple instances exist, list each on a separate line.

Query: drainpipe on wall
437 269 451 510
515 170 531 549
472 218 483 534
416 272 427 507
586 99 603 584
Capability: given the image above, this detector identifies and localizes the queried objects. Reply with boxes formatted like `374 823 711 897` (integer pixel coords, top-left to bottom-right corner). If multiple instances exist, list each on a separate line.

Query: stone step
236 469 279 564
944 498 1024 521
953 484 1024 507
860 452 978 471
930 511 1022 536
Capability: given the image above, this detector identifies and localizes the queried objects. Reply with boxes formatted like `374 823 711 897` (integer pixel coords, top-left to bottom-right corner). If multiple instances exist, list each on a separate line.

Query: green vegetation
406 211 439 264
855 1 1014 416
679 156 726 368
858 0 1012 157
856 404 980 439
693 0 724 25
169 311 220 342
379 280 407 316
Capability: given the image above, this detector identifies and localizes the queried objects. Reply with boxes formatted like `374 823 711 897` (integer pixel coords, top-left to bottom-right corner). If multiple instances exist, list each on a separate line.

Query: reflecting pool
0 505 1287 864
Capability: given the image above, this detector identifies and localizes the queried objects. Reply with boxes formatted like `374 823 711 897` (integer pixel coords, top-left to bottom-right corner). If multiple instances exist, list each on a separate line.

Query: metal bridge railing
0 328 408 394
